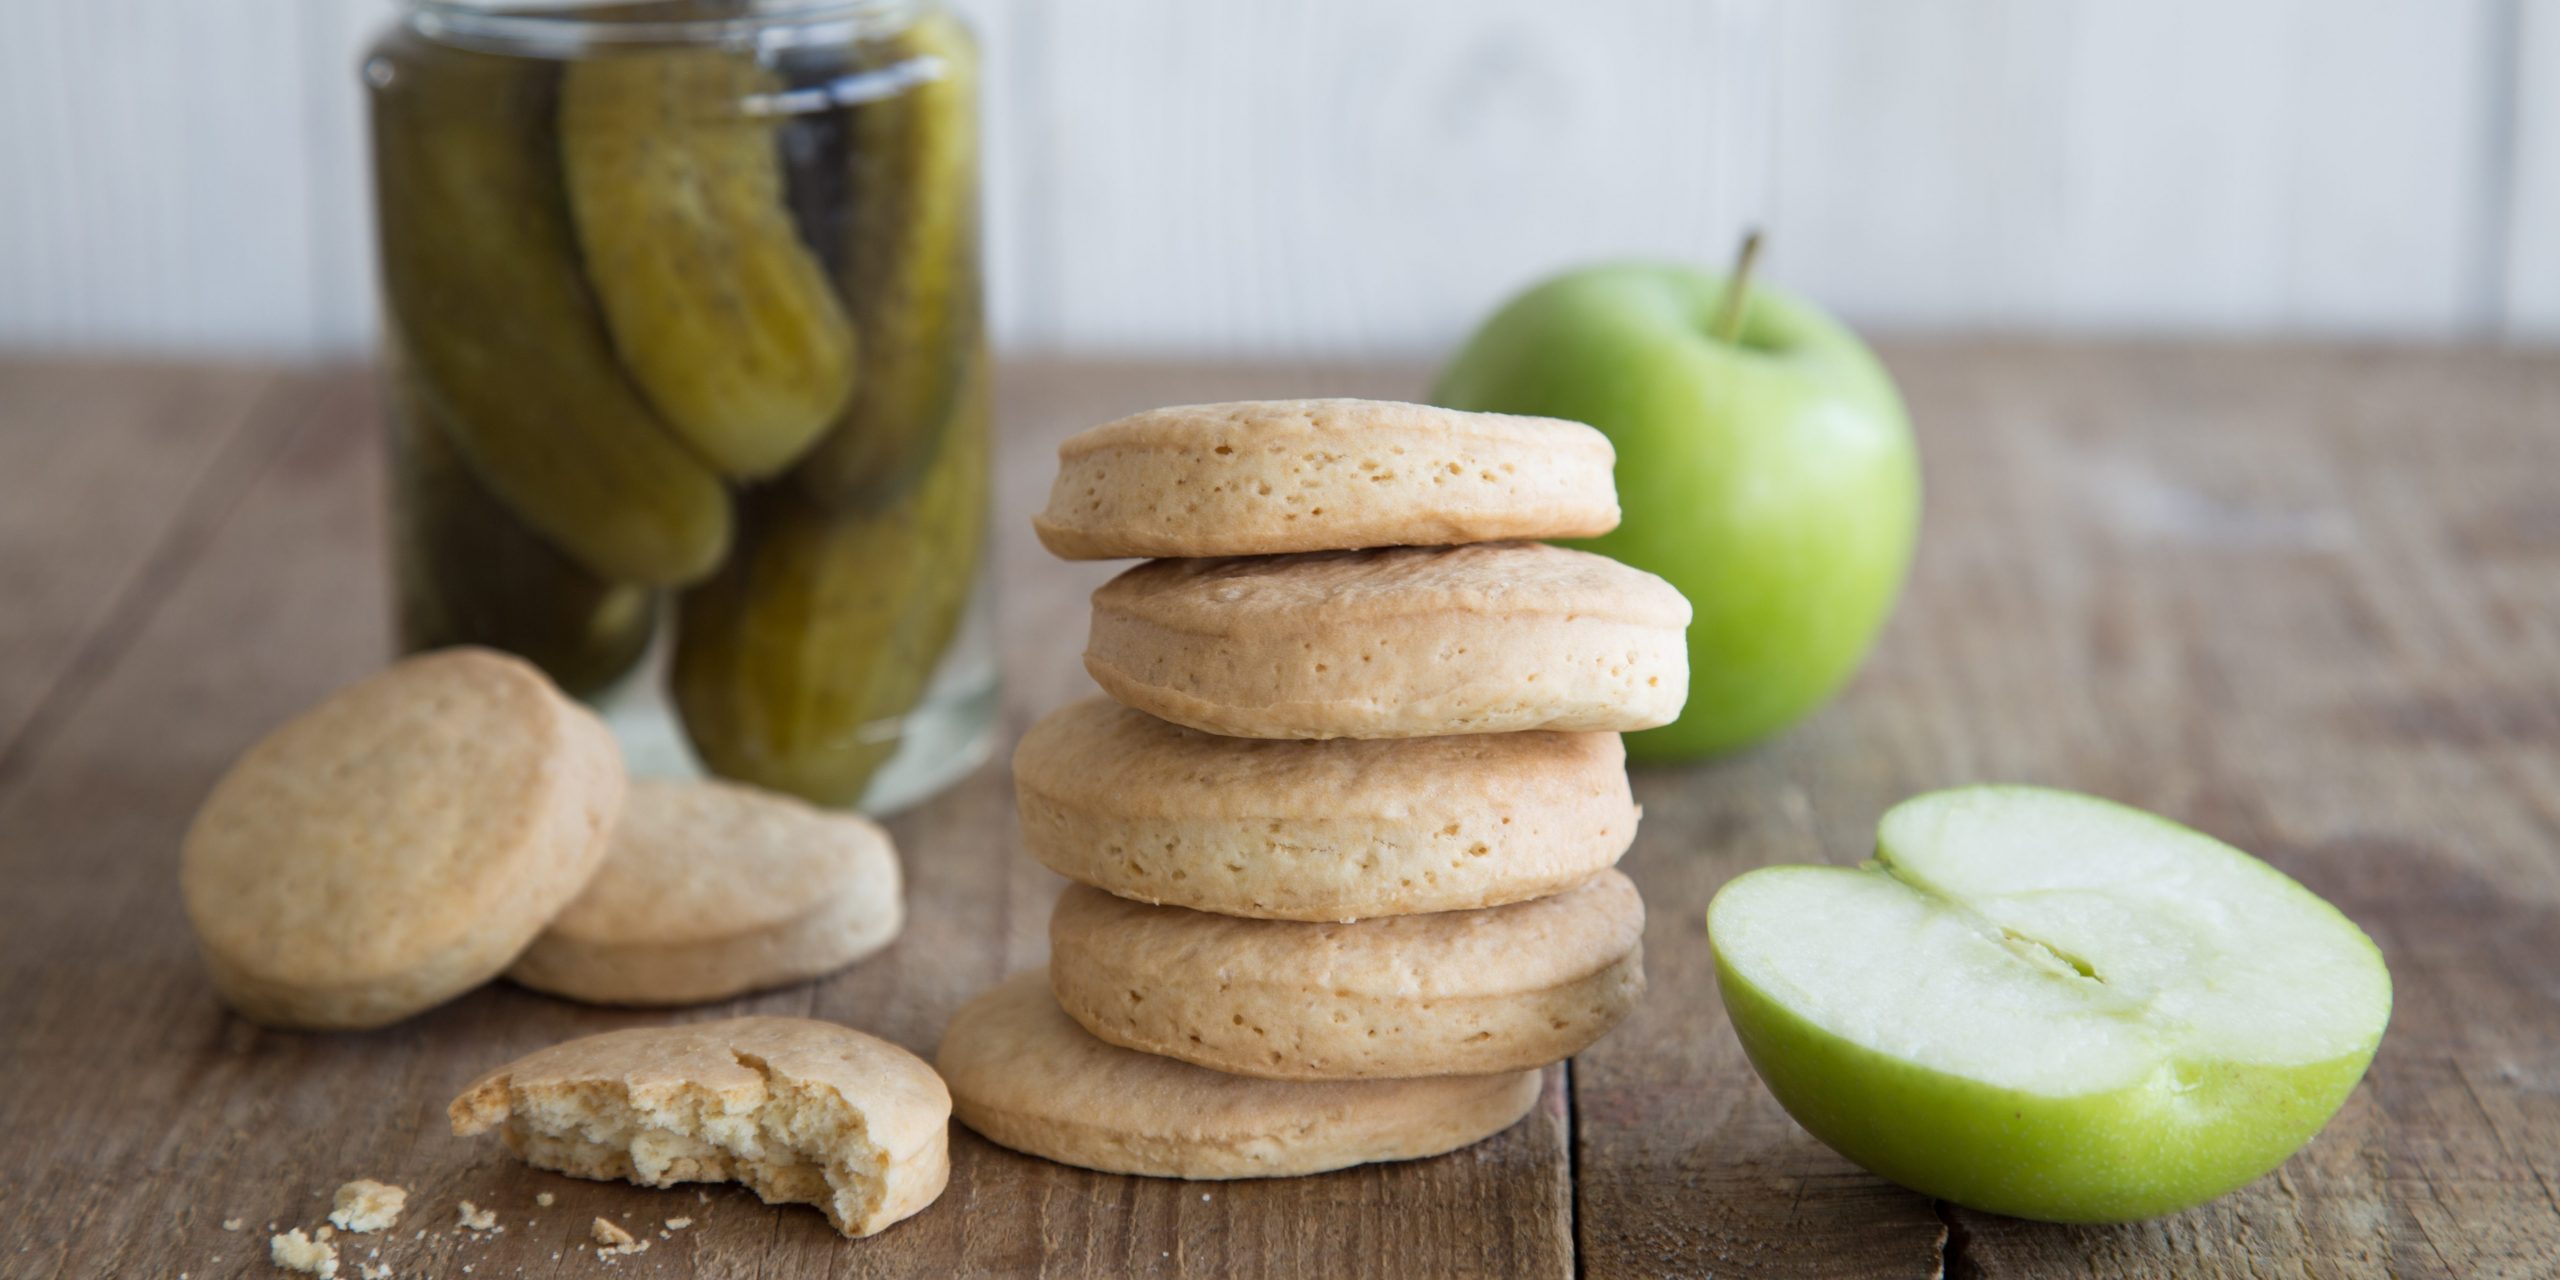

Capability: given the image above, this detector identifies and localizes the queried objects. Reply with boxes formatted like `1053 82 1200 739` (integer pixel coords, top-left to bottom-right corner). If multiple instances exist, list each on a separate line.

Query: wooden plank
1768 0 2502 334
6 350 2558 1277
0 0 325 353
0 359 1573 1280
0 358 290 771
2 1 2531 357
937 0 1777 356
1917 347 2560 1278
296 0 396 357
1572 341 2560 1277
2503 0 2560 337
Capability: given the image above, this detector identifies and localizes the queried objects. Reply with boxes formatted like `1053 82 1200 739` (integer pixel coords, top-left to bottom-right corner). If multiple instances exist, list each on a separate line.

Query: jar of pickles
365 0 994 813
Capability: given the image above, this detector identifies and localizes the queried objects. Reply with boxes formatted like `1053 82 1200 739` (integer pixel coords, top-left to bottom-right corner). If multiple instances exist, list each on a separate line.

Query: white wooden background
1 0 2553 359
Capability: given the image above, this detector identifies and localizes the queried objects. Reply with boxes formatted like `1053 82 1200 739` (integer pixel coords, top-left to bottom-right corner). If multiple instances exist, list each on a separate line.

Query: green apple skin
1433 263 1919 761
1714 931 2381 1223
1706 786 2392 1223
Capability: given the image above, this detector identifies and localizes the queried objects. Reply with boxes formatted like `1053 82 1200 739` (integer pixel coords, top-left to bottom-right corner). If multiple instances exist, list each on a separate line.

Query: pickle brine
387 371 658 700
369 6 990 807
561 47 859 478
372 33 733 586
672 354 990 807
794 10 985 507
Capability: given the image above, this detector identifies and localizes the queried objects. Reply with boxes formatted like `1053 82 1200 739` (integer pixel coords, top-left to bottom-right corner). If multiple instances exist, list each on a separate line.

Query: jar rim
404 0 920 52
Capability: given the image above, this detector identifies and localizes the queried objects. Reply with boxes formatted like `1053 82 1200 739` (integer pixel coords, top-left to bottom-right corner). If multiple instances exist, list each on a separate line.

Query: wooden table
4 347 2557 1279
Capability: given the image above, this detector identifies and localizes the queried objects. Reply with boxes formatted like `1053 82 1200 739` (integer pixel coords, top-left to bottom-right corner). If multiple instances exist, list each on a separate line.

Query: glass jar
365 0 994 813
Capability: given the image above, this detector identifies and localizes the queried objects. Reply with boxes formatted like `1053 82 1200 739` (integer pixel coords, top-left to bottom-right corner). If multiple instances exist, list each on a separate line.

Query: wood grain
2506 0 2560 337
0 359 299 775
1768 0 2503 334
2 349 2556 1278
0 357 1572 1280
1572 341 2560 1278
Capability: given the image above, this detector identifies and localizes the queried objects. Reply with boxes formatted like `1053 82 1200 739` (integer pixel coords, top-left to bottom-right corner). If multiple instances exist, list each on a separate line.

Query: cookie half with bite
450 1016 950 1238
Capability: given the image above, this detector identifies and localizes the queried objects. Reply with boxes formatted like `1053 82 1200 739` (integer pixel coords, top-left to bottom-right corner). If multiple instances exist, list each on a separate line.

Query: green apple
1707 786 2392 1223
1433 251 1918 760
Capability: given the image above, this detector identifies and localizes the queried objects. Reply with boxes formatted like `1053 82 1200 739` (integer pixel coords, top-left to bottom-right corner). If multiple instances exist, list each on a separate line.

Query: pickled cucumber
562 47 858 478
672 352 990 806
794 10 984 507
388 370 658 700
373 34 732 585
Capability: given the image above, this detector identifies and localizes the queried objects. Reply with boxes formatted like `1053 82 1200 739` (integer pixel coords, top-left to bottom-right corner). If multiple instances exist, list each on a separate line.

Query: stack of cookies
938 399 1691 1179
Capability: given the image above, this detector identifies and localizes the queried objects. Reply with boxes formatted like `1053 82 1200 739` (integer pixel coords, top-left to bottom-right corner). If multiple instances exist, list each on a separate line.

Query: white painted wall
0 0 2547 358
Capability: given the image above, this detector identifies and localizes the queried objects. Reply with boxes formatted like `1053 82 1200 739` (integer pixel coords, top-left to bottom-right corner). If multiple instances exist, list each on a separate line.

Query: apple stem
1712 228 1765 345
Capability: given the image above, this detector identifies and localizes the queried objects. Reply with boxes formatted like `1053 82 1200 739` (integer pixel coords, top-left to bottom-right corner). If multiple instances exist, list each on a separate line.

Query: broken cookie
449 1017 948 1238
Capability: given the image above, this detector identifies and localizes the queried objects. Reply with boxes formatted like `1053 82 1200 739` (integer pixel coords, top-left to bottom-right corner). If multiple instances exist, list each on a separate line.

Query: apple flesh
1708 786 2391 1223
1433 262 1918 761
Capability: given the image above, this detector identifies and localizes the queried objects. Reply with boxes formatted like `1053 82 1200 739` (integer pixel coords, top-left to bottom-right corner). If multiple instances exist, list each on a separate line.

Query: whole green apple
1433 258 1918 760
1708 786 2392 1223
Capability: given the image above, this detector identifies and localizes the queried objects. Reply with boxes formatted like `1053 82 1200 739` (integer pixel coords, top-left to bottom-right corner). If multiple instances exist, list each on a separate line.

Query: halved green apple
1708 786 2391 1223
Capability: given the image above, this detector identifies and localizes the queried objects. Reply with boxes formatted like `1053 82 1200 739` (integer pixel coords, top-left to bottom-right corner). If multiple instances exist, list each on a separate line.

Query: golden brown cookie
1085 542 1690 739
509 778 904 1006
1033 399 1618 559
181 648 622 1029
938 970 1543 1178
1049 870 1646 1080
1015 697 1635 920
449 1016 950 1238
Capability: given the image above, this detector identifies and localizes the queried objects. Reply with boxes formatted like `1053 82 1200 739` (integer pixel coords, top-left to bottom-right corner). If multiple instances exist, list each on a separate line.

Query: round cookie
181 647 623 1029
508 777 904 1006
1084 542 1691 739
450 1016 949 1238
1049 869 1646 1080
1032 399 1619 560
1015 697 1636 921
939 970 1543 1179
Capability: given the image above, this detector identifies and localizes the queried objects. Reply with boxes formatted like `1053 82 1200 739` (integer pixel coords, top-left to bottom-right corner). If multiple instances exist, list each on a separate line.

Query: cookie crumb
664 1217 691 1230
455 1201 499 1232
222 1218 245 1232
314 1225 335 1242
591 1218 647 1257
269 1227 339 1278
359 1265 393 1280
329 1180 407 1234
535 1192 555 1208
